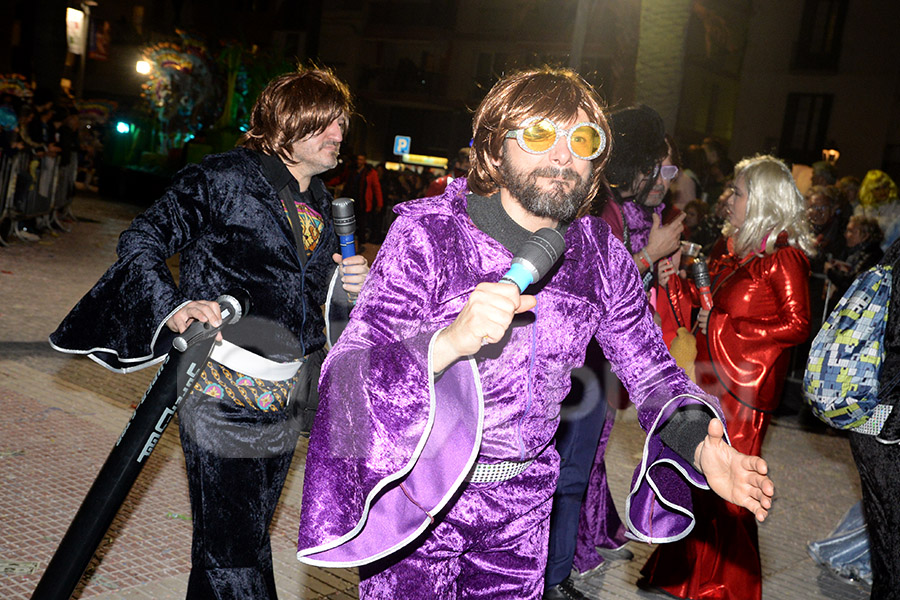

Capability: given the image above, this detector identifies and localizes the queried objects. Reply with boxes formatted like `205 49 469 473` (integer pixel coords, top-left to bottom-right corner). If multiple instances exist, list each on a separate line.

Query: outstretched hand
694 418 775 522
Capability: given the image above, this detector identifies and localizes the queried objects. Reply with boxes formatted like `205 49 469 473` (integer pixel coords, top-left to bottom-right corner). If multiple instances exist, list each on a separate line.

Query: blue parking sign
393 136 411 156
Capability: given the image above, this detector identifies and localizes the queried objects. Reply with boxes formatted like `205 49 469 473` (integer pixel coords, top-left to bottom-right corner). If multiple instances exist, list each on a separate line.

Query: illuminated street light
135 60 151 75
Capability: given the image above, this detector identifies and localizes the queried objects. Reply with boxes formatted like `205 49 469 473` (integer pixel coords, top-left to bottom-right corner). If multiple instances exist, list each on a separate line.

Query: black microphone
500 227 566 292
332 197 357 260
691 257 713 310
172 290 250 352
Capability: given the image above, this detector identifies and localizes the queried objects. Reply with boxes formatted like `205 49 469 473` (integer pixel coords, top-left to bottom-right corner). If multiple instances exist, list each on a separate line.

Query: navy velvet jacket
50 147 342 370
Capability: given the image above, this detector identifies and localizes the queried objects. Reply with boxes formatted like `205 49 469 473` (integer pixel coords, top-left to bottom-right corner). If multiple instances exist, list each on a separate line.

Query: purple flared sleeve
595 236 727 543
297 215 484 567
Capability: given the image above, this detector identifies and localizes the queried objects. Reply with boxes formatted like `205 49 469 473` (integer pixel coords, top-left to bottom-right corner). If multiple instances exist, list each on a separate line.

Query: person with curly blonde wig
644 155 814 600
856 169 900 250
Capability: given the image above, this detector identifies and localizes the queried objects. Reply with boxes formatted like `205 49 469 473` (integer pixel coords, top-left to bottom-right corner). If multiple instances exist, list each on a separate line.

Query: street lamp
822 143 841 166
135 60 151 75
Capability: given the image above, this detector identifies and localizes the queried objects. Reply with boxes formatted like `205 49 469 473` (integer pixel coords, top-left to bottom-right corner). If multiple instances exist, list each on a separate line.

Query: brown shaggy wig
239 66 353 164
467 66 610 218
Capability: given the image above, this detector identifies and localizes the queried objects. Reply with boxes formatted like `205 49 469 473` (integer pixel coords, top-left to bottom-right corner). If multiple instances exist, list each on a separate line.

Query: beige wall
731 0 900 178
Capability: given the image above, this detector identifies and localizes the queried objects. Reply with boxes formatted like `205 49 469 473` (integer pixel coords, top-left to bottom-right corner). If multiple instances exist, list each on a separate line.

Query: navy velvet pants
545 365 607 587
178 386 305 599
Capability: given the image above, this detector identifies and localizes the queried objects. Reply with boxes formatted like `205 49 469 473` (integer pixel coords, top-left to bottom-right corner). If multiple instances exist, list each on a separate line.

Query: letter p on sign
393 136 411 156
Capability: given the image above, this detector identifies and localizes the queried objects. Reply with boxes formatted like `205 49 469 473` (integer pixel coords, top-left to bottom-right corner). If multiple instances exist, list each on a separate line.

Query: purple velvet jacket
297 178 726 567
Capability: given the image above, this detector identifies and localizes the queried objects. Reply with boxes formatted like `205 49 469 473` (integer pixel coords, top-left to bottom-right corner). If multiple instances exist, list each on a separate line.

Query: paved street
0 194 872 599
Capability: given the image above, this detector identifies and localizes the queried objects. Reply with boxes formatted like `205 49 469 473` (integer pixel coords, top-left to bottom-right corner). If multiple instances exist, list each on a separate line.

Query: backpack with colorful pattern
804 265 892 431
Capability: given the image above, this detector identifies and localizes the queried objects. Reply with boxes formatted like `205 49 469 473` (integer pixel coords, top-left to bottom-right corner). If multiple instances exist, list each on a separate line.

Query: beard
500 160 590 224
643 182 667 207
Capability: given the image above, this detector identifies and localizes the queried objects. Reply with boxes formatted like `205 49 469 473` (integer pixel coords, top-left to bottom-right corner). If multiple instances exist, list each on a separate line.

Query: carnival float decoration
138 30 220 153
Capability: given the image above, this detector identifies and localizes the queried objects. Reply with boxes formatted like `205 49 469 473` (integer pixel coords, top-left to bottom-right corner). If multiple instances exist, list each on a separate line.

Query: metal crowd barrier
0 149 78 246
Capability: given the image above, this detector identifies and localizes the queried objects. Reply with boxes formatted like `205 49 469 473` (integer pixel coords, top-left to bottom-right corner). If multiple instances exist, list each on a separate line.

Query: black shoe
543 576 591 600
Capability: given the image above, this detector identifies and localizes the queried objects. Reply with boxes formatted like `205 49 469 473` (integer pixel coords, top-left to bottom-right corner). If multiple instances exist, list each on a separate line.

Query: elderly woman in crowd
642 155 814 600
825 216 884 300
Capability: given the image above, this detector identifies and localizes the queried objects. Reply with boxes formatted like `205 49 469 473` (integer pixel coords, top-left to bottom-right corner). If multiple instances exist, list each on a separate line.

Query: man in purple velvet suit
50 67 368 599
296 66 774 599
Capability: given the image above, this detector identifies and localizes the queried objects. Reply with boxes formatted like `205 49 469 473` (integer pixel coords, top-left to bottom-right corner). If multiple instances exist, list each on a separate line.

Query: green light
116 121 131 134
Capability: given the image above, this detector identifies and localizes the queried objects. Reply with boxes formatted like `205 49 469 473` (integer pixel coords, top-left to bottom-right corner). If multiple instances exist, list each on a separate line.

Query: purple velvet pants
358 447 559 599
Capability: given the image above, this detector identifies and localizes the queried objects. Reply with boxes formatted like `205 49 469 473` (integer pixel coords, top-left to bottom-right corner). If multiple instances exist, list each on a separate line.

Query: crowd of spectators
618 125 900 598
323 149 465 246
0 86 99 244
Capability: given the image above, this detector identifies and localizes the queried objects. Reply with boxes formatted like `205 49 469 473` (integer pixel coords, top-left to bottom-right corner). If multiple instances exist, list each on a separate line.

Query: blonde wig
467 66 611 218
726 154 816 257
239 65 353 164
859 169 899 209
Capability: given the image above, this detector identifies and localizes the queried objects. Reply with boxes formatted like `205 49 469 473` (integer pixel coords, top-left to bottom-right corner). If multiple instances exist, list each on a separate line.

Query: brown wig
467 66 610 218
239 66 353 163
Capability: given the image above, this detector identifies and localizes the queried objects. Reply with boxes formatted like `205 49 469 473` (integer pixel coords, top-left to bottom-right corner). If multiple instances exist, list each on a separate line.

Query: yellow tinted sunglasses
505 116 607 161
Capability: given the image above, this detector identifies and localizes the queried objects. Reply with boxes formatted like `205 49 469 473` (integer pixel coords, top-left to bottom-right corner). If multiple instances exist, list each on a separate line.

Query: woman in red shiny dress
640 155 815 600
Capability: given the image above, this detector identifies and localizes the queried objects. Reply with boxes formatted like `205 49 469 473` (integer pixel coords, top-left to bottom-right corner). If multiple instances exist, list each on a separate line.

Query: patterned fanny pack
193 340 305 412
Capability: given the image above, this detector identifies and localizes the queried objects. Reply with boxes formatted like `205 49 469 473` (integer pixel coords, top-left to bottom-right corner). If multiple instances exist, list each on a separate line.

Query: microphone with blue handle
332 197 357 260
500 227 566 292
331 197 359 303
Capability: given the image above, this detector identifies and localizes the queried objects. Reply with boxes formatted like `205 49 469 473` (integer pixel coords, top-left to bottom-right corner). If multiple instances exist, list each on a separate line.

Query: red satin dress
641 234 811 600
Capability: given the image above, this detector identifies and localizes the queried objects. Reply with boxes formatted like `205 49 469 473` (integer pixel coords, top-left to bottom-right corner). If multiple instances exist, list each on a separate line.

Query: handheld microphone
172 290 251 352
691 257 714 310
500 227 566 292
332 197 357 260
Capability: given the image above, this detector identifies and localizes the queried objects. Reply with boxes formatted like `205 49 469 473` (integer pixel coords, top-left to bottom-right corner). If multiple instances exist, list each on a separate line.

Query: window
779 93 833 165
792 0 849 70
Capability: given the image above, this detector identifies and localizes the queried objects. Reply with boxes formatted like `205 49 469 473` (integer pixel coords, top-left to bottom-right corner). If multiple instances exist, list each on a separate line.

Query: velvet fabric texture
297 178 725 594
48 148 346 599
599 195 665 254
49 147 341 369
849 432 900 600
358 448 558 599
642 235 811 600
572 193 664 575
180 387 300 599
572 413 628 572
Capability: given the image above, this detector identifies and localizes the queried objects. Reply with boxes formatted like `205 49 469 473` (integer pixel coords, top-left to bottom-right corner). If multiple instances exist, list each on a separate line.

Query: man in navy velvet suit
50 66 368 599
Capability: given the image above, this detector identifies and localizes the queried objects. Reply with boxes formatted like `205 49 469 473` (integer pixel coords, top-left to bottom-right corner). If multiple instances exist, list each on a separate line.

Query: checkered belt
465 458 535 483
